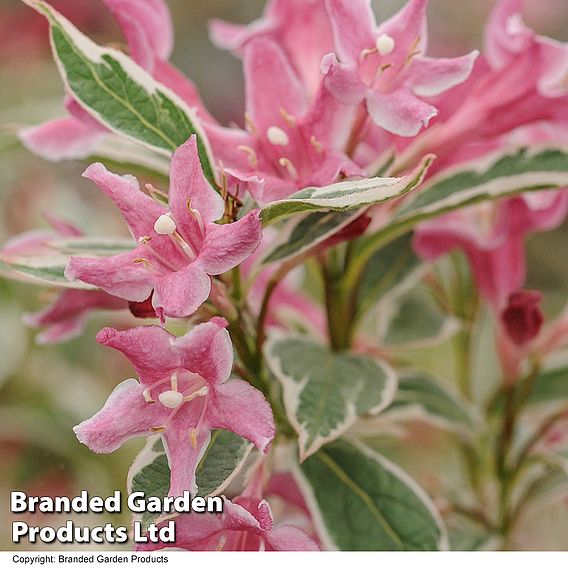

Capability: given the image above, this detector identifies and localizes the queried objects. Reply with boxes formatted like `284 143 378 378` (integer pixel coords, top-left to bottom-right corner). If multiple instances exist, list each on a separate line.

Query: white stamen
183 385 209 402
279 157 299 180
187 200 206 236
376 34 395 56
267 126 290 146
237 145 259 168
158 389 184 409
154 214 176 235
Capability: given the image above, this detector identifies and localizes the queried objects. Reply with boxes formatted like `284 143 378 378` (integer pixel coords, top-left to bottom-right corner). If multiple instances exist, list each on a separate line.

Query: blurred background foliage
1 0 568 550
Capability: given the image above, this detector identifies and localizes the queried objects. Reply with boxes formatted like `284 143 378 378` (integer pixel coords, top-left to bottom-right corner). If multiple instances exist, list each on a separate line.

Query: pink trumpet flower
205 36 363 204
210 0 333 99
74 318 275 497
322 0 478 137
0 214 127 344
65 136 262 319
136 460 318 550
413 192 568 309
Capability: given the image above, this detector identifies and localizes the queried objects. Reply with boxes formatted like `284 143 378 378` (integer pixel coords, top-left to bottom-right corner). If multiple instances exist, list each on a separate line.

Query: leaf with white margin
377 285 460 349
22 0 217 186
128 431 253 530
0 236 133 289
293 438 448 550
265 335 397 461
261 154 434 226
89 135 171 179
386 372 479 435
262 210 362 264
345 146 568 293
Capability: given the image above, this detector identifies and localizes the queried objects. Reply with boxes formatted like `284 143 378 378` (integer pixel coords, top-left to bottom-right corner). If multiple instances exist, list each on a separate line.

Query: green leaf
263 210 362 264
261 155 434 226
24 0 217 186
1 260 90 289
195 430 254 497
89 135 171 179
397 147 568 220
127 438 170 531
526 367 568 405
378 285 460 349
386 372 478 434
128 431 253 528
0 236 133 289
345 146 568 293
265 336 397 460
50 237 134 256
295 438 448 550
353 233 422 320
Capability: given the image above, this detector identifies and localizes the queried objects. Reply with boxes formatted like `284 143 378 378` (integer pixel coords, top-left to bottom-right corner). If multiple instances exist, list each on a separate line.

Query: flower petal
408 52 479 98
366 88 437 137
243 38 308 132
221 499 263 532
321 53 367 106
74 379 167 453
152 262 211 318
96 325 180 383
377 0 428 56
82 162 167 241
174 317 232 385
103 0 173 68
206 379 275 453
65 249 155 302
18 118 105 162
169 136 225 232
325 0 376 62
24 290 125 345
198 210 263 276
153 61 214 119
265 526 320 551
163 413 211 497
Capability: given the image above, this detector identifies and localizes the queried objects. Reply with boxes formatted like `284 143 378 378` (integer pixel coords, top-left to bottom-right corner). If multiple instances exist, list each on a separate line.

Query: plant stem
320 251 352 351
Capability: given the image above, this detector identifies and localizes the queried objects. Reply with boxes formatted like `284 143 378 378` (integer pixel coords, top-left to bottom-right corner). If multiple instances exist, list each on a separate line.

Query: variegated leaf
265 335 397 461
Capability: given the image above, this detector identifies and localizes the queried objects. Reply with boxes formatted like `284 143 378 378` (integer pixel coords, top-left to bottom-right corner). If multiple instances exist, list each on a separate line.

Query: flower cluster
4 0 568 552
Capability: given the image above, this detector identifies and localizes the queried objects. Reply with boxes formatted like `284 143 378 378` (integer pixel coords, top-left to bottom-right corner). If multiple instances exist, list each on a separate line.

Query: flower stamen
138 236 181 271
237 145 259 168
310 135 324 153
244 112 258 135
376 34 395 55
279 107 297 127
267 126 290 146
279 157 299 180
187 199 206 236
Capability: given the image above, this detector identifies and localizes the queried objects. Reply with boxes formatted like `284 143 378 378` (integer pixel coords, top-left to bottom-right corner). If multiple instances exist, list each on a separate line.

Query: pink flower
19 0 208 162
0 213 127 344
136 498 319 551
24 289 126 345
500 289 544 347
74 318 275 497
137 497 319 551
210 0 333 99
205 37 363 204
322 0 478 137
65 136 262 319
423 0 568 164
137 460 318 551
413 192 568 309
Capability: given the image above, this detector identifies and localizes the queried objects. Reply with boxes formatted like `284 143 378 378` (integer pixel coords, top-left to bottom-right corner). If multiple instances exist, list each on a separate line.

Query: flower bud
500 289 544 346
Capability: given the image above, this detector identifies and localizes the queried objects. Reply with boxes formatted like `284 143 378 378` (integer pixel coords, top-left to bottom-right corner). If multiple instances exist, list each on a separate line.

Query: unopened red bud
501 289 544 346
